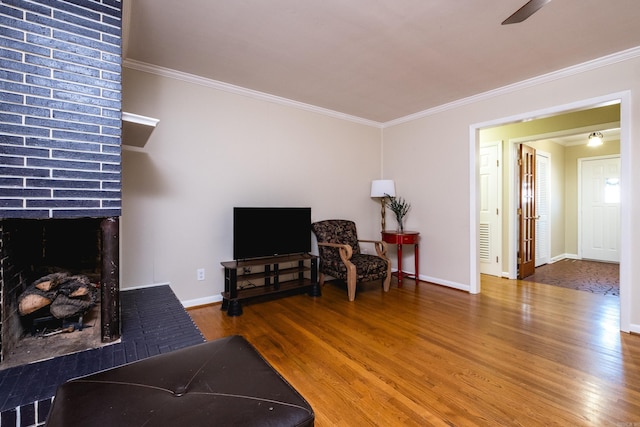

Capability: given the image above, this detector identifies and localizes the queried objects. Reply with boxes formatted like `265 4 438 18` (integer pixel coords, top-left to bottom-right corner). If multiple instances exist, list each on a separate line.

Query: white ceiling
122 0 640 123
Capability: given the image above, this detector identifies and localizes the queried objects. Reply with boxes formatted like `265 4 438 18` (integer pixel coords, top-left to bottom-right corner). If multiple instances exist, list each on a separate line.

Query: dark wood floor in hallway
523 259 620 296
189 276 640 426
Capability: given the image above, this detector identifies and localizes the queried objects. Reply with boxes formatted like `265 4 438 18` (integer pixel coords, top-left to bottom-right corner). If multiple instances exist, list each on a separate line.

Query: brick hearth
0 285 205 426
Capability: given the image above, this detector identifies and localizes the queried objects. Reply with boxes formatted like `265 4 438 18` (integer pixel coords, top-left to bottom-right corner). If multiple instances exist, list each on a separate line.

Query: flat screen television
233 207 311 260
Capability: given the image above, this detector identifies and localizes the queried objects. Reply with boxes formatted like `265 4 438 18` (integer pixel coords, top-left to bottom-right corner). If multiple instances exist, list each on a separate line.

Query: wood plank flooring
188 276 640 426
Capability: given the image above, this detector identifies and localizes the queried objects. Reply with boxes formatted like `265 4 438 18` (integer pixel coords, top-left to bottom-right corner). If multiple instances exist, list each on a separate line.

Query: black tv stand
220 253 320 316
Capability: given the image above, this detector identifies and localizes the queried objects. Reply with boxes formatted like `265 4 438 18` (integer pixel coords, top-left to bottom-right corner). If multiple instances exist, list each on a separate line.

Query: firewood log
18 293 52 315
57 275 93 296
19 272 98 318
50 293 95 319
69 287 89 297
35 280 53 291
32 272 68 291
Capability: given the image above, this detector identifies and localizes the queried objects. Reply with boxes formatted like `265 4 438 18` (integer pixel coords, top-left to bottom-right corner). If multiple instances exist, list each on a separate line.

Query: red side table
381 231 420 287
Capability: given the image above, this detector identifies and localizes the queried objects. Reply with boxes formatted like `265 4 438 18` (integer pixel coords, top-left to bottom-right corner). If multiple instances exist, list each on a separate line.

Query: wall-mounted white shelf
122 112 159 147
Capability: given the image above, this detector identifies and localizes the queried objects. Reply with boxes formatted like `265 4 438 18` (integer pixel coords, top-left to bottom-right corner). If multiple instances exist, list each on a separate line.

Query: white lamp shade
370 180 396 197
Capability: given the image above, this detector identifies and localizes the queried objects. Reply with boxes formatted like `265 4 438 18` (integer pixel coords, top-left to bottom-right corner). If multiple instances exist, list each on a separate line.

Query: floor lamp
370 180 396 231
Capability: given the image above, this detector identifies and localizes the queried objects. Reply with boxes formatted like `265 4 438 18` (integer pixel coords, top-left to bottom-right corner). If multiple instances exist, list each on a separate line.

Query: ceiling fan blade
502 0 551 25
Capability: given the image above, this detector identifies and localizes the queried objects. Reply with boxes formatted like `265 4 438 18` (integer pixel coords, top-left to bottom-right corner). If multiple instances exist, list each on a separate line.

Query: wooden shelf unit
221 253 320 316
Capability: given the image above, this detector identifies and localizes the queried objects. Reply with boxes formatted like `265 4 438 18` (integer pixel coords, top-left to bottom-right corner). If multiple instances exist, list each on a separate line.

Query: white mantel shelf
122 112 160 147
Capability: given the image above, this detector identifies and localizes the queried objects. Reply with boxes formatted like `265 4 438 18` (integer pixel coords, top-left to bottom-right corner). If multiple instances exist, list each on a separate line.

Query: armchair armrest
317 242 353 262
358 239 388 258
317 241 358 300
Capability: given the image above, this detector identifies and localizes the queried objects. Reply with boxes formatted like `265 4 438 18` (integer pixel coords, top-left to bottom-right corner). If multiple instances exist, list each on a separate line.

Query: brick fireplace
0 0 123 365
0 217 120 364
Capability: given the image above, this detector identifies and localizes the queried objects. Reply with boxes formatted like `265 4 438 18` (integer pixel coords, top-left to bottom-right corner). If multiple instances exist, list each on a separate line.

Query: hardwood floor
188 276 640 426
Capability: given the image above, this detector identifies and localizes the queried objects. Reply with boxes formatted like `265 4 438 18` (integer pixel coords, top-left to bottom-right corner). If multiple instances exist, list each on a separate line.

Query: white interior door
535 151 550 267
479 141 502 277
580 156 620 262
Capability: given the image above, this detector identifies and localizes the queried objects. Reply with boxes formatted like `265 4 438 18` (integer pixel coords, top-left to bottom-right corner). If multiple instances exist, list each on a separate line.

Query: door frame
470 91 631 332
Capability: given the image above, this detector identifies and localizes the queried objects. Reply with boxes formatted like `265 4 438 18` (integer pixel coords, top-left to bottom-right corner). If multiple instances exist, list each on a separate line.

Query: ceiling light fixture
588 131 604 147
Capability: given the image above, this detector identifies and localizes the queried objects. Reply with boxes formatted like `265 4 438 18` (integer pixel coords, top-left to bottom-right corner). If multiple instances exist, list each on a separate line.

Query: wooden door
518 144 536 279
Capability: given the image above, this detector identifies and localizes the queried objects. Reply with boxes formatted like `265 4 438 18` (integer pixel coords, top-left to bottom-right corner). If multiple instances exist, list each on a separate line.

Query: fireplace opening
0 218 119 369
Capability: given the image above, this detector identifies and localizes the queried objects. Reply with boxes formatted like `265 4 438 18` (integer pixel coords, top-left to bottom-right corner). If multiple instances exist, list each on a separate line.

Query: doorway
471 92 630 332
505 116 621 279
511 130 621 278
513 141 620 281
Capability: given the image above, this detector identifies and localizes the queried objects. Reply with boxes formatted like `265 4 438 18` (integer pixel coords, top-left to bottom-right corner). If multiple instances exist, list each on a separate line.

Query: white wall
382 51 640 331
383 117 473 290
121 68 382 305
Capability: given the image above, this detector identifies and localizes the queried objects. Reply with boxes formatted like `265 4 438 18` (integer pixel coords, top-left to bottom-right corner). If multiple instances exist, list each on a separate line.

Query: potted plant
385 194 411 232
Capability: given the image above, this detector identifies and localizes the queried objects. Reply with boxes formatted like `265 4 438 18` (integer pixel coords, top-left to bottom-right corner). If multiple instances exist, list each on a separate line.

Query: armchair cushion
321 253 389 282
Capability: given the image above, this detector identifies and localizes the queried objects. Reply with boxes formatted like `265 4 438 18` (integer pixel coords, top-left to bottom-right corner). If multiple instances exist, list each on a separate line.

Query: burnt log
18 291 53 315
33 272 69 292
57 275 93 296
18 272 69 315
18 273 98 318
50 275 98 319
50 292 96 319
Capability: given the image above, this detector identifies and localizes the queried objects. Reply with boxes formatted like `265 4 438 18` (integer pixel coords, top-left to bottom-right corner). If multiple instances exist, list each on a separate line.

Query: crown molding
124 46 640 130
383 46 640 128
122 59 383 129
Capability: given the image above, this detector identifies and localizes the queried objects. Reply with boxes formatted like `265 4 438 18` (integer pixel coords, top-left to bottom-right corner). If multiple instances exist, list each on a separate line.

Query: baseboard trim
121 282 171 291
549 253 579 264
419 274 470 293
388 270 471 292
121 282 223 308
182 294 223 308
132 273 494 307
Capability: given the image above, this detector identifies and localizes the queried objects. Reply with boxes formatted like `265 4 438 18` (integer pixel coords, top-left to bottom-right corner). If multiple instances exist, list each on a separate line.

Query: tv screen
233 207 311 260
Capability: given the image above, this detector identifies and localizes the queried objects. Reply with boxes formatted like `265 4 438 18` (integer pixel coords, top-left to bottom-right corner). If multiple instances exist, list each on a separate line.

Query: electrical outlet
197 268 205 281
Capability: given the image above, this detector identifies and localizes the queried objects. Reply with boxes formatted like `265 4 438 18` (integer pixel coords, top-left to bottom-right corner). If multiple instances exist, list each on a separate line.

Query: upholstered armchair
311 219 391 301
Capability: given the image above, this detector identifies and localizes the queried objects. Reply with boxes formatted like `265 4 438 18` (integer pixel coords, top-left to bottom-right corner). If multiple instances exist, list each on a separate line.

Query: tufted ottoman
46 335 314 426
